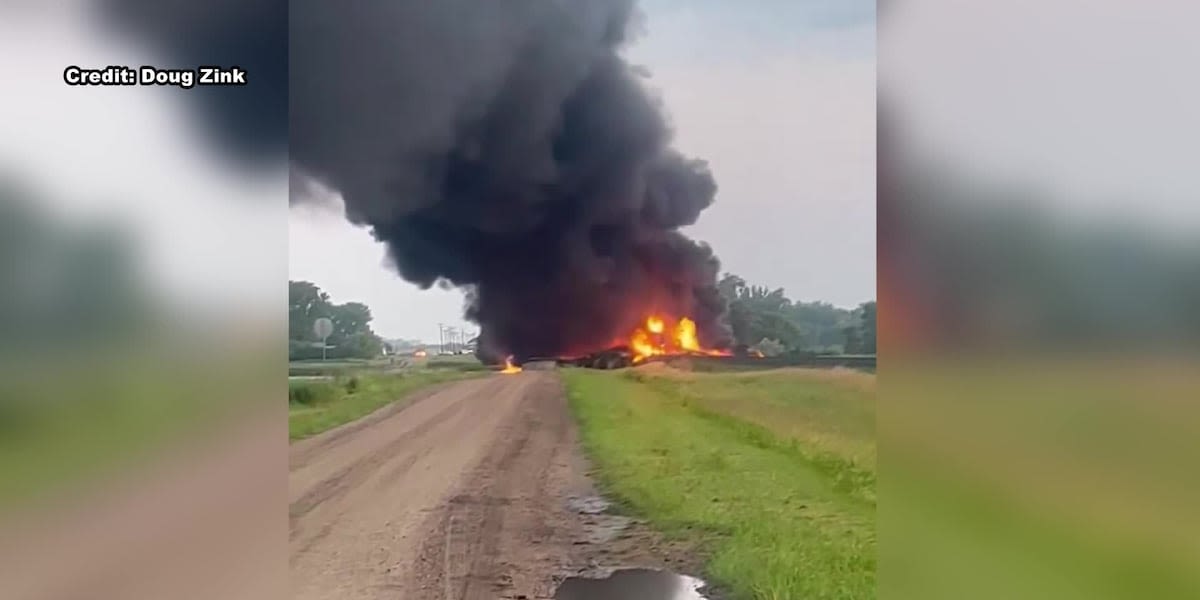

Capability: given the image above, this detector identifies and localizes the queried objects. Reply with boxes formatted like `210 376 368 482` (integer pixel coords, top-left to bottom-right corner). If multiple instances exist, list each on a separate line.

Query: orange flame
500 356 522 374
675 317 700 351
626 315 730 363
646 317 665 334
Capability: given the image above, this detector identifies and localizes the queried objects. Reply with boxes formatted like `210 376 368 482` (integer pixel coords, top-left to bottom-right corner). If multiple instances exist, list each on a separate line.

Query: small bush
288 381 338 406
344 376 360 394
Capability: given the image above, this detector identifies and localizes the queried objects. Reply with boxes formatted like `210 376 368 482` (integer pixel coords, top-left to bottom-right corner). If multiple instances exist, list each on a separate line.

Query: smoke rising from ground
291 0 730 361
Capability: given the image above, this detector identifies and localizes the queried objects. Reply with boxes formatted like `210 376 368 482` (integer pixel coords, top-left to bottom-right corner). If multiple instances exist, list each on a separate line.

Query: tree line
289 276 876 361
718 274 875 356
289 281 384 360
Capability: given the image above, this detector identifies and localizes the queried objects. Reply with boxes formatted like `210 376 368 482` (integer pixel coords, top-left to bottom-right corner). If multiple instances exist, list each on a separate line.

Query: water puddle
554 568 709 600
559 496 707 597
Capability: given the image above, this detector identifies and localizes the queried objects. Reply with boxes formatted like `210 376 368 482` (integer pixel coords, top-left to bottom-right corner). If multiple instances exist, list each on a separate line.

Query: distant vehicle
413 349 428 357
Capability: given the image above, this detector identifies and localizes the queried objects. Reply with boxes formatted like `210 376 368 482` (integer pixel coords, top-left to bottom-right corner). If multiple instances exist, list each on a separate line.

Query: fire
500 356 522 374
646 317 665 334
626 315 730 363
675 317 700 351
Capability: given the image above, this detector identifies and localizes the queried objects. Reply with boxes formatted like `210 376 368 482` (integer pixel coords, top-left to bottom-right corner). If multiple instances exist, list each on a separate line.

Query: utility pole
437 323 445 355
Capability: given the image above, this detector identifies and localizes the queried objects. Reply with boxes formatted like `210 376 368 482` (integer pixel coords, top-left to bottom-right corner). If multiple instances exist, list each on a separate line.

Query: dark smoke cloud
291 0 731 362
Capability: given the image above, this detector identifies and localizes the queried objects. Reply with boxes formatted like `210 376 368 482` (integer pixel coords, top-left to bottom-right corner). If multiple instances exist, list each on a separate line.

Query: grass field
564 365 876 600
288 369 484 440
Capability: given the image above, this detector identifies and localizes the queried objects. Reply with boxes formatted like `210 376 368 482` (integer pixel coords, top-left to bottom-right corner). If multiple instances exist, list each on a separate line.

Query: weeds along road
289 371 591 600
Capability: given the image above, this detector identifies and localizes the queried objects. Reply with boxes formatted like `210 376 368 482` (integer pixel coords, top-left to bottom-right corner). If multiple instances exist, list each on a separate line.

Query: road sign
314 317 333 339
314 317 334 360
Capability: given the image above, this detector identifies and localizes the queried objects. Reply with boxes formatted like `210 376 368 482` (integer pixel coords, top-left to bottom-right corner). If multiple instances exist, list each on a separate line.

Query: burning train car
513 314 736 370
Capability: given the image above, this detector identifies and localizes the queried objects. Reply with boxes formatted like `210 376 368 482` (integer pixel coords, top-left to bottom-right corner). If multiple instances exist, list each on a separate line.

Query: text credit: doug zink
64 66 247 89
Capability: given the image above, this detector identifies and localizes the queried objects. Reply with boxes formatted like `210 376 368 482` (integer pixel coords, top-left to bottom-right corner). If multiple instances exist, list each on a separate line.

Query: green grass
288 355 491 377
288 357 397 377
564 366 876 600
424 356 492 372
288 370 483 440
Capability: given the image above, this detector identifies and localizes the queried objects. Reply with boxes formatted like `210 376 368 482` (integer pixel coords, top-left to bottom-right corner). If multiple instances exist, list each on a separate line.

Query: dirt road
289 371 594 600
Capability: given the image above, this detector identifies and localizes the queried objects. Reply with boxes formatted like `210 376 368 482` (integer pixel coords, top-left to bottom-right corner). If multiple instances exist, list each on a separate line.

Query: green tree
326 302 381 356
717 274 753 345
288 281 384 359
717 273 747 301
718 274 802 347
788 301 855 349
842 326 861 354
329 302 372 338
289 280 331 341
856 301 876 354
717 272 872 354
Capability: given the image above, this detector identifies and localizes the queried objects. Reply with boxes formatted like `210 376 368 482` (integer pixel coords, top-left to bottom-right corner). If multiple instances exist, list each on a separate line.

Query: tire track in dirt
408 373 583 599
289 379 470 470
289 394 470 537
288 372 592 600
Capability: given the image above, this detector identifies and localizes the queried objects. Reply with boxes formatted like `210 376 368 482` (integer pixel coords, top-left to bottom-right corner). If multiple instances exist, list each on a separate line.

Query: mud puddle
553 568 708 600
558 496 710 598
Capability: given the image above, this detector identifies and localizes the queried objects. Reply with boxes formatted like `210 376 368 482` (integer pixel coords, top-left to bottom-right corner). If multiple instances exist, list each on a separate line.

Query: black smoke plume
290 0 731 362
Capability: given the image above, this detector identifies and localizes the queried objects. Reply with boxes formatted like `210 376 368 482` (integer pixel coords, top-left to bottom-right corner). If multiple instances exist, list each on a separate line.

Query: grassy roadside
564 366 875 600
288 369 483 440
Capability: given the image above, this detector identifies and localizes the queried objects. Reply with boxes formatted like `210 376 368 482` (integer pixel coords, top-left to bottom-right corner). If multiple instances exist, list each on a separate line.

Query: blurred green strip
0 351 269 510
881 360 1200 599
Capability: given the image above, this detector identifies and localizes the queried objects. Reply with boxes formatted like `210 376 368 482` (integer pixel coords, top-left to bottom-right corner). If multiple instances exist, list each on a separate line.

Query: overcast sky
289 0 877 342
